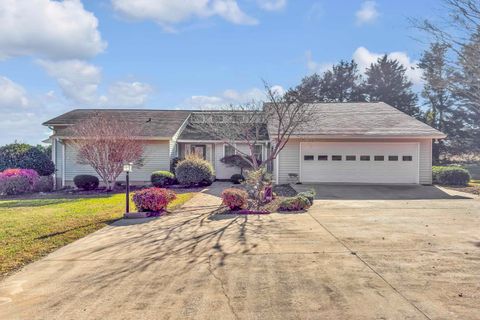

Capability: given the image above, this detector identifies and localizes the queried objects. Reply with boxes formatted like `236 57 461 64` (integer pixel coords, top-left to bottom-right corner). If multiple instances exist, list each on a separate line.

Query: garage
300 142 419 184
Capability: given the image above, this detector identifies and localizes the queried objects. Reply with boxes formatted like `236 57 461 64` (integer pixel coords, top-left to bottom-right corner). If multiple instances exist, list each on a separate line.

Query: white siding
53 138 63 188
214 143 241 179
277 140 300 184
300 142 419 184
63 140 170 185
419 139 433 184
275 138 434 185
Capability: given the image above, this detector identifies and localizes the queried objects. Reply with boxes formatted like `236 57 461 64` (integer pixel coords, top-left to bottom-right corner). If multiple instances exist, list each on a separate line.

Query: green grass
469 179 480 186
0 192 195 276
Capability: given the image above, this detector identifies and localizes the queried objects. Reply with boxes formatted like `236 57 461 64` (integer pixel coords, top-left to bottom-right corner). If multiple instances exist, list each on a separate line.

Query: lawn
0 192 195 277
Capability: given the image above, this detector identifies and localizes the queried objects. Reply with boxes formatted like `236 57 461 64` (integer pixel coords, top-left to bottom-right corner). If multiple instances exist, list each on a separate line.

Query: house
43 102 445 188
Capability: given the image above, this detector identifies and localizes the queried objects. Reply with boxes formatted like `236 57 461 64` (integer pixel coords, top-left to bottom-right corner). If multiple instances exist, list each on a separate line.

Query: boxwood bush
278 195 312 212
432 166 470 186
73 175 99 190
175 155 214 187
297 190 316 205
151 171 176 187
230 173 245 184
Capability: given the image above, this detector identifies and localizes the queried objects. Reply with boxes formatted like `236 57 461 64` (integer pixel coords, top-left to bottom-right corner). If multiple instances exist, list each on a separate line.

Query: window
254 145 263 162
374 155 384 161
403 155 413 161
332 155 342 161
346 155 356 161
360 155 370 161
388 155 398 161
318 155 328 161
304 155 314 161
224 144 235 157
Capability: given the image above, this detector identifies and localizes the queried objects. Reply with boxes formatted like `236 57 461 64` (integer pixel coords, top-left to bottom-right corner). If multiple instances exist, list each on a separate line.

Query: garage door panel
300 142 419 184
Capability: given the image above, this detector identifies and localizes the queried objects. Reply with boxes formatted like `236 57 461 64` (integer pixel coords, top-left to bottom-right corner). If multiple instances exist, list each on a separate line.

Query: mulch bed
272 184 298 197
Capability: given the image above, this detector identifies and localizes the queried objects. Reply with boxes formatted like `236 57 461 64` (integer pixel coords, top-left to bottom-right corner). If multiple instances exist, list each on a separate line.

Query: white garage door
300 142 419 184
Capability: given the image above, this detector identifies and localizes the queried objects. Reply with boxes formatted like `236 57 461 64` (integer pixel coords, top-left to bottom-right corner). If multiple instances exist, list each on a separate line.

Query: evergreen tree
364 55 420 118
294 60 365 102
418 43 458 162
452 29 480 153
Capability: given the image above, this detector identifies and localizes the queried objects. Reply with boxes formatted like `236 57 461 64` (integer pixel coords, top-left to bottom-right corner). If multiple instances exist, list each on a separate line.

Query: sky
0 0 444 145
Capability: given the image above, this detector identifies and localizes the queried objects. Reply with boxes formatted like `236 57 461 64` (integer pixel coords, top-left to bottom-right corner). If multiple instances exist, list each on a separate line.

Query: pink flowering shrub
132 187 176 212
221 188 249 210
0 169 39 195
1 169 39 185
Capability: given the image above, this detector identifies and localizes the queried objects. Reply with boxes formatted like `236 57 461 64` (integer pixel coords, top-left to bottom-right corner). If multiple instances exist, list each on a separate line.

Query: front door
191 145 207 159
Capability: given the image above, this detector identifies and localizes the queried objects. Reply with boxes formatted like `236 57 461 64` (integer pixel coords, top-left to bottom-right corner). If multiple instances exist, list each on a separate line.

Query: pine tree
294 60 365 103
452 29 480 153
364 55 420 118
418 43 458 162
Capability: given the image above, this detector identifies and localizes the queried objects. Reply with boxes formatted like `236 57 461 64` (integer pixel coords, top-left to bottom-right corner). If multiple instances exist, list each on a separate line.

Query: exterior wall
60 140 170 186
275 138 434 185
179 142 268 180
53 138 64 188
419 139 433 184
276 140 300 184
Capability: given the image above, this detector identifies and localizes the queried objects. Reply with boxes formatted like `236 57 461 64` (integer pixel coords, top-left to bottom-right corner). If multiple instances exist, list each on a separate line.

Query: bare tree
189 84 315 170
413 0 480 152
70 113 145 190
189 84 314 203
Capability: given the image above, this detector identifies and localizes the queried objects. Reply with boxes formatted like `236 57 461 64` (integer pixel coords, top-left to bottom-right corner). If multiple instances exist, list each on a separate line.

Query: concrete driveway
0 187 479 319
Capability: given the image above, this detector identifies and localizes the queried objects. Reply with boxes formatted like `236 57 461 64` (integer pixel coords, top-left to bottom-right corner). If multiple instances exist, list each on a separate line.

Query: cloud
353 47 423 85
103 81 153 107
38 59 102 105
305 50 333 74
38 60 154 108
184 85 285 108
355 1 379 25
0 76 30 110
111 0 258 30
257 0 287 11
0 0 106 60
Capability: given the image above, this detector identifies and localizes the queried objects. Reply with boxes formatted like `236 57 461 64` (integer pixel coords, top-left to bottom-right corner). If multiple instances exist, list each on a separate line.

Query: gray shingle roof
178 123 269 141
267 102 446 138
43 109 192 138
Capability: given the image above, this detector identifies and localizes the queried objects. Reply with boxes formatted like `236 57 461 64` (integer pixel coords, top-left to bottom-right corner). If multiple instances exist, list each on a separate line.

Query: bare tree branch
70 113 146 190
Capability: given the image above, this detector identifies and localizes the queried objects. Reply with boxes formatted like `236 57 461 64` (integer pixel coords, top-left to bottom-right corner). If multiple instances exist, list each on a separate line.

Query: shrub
278 195 311 211
221 188 249 210
297 190 316 205
170 157 181 174
33 176 54 192
0 168 39 186
151 171 176 187
132 187 176 212
0 175 31 195
0 143 55 176
73 175 99 190
230 173 245 184
432 166 470 186
175 155 214 186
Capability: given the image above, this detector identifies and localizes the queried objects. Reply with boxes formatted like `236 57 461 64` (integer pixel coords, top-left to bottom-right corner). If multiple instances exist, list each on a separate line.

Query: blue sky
0 0 442 145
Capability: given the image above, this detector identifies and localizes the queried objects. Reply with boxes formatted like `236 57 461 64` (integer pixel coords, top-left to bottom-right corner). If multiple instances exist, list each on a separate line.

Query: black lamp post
123 163 133 213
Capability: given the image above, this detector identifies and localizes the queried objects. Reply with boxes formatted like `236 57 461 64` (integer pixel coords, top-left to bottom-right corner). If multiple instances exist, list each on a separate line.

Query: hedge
432 166 470 186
